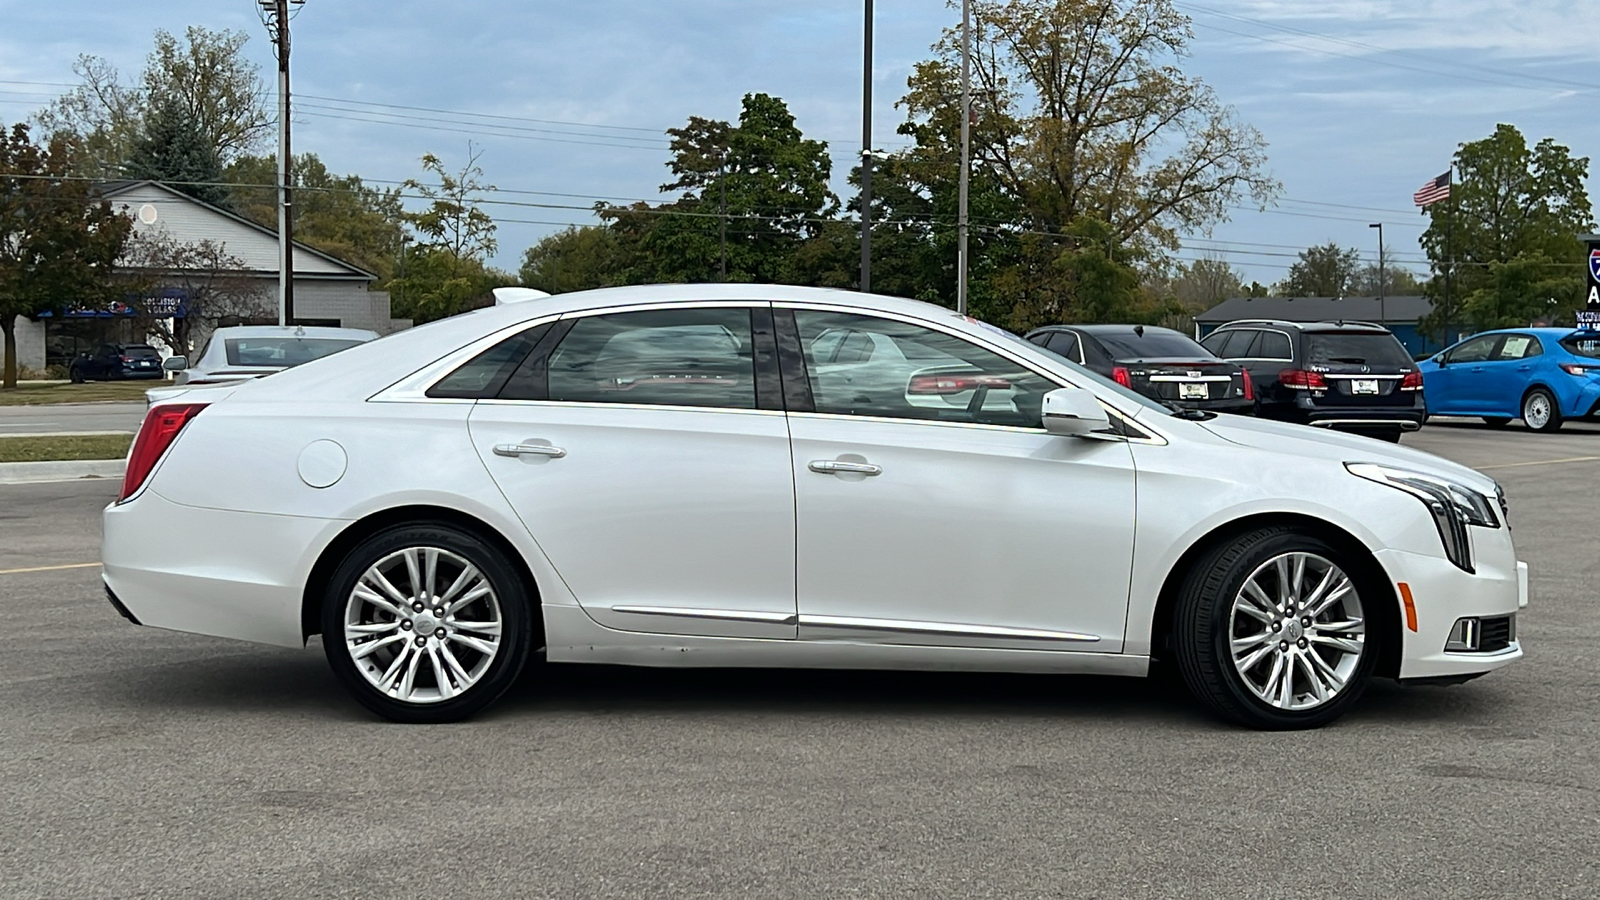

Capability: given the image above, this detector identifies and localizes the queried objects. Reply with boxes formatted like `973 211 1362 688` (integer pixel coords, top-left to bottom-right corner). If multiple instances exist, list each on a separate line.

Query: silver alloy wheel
1523 392 1551 429
1228 552 1365 711
343 546 502 704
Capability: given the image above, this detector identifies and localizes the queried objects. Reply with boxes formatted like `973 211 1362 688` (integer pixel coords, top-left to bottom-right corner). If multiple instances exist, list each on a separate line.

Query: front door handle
808 460 882 476
1517 364 1532 370
493 442 567 459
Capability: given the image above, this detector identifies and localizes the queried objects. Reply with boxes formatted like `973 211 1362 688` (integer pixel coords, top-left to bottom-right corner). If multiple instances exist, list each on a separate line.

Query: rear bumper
1302 401 1426 431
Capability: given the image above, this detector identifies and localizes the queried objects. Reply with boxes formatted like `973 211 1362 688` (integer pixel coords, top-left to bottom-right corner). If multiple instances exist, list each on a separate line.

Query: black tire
69 366 85 384
1481 417 1511 428
1521 387 1563 432
321 522 534 723
1171 527 1378 730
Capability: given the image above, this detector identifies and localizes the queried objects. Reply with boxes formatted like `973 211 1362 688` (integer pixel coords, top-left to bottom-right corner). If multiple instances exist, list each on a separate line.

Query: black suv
67 343 163 382
1199 320 1424 441
1024 324 1254 414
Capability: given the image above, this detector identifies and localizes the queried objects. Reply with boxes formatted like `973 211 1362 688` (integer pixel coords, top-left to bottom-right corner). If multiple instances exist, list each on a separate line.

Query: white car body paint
103 284 1524 687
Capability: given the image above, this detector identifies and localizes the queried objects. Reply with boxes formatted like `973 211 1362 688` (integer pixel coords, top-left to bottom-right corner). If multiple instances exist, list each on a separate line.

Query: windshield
1304 332 1413 367
1092 329 1211 360
966 317 1172 415
1560 332 1600 359
224 338 365 368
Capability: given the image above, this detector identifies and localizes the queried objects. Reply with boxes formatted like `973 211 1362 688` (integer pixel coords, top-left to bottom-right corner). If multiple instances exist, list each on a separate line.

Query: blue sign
1591 248 1600 283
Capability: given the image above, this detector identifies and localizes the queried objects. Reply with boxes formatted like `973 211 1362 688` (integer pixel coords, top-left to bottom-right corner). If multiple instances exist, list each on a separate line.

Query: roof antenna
1133 324 1144 337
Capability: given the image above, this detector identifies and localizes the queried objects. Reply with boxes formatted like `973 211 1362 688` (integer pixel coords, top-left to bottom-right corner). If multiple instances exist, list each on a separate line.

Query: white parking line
0 562 101 575
1477 455 1600 471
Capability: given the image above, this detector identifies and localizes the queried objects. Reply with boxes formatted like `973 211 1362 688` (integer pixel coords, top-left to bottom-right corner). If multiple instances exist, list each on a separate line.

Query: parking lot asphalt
2 422 1598 899
0 401 145 435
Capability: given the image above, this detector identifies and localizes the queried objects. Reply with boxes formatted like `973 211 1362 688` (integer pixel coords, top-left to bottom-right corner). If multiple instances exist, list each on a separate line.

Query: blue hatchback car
1418 327 1600 432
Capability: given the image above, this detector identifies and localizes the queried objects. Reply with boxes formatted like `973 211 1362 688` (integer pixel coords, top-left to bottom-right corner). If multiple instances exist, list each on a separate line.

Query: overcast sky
1 0 1595 289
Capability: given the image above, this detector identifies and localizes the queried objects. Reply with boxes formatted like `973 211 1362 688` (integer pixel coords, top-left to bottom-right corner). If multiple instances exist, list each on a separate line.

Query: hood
1198 414 1496 493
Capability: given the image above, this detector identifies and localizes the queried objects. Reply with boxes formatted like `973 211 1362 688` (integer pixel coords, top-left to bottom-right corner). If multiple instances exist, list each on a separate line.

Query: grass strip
0 434 133 463
0 382 158 405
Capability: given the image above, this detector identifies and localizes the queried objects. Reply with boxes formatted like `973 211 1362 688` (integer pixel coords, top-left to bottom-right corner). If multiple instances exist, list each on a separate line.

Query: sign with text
1585 238 1600 329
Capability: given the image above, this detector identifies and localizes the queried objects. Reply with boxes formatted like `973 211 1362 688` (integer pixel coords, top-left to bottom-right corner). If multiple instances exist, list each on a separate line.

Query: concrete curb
0 459 125 485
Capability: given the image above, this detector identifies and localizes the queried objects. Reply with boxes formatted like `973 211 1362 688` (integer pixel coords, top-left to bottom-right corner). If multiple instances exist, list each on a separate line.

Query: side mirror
1433 354 1447 367
1041 386 1111 436
162 356 188 371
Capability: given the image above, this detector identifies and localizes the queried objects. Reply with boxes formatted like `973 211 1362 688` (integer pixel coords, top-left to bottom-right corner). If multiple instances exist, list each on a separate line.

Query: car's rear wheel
1481 417 1511 428
1173 527 1376 730
1522 387 1562 432
69 366 85 383
321 523 533 723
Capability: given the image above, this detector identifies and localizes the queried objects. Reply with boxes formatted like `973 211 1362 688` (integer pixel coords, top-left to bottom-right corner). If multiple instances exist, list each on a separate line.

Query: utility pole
718 149 727 282
262 0 303 326
1369 222 1385 326
860 0 874 293
957 0 972 315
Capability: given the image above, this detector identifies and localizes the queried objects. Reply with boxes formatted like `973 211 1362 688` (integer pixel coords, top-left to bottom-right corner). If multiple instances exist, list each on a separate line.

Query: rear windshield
123 346 159 359
1092 330 1210 360
1560 332 1600 359
224 337 364 367
1303 332 1412 367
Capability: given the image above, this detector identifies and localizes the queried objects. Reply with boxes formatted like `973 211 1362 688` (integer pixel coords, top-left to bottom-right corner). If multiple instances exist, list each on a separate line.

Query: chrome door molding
799 613 1101 644
611 605 799 626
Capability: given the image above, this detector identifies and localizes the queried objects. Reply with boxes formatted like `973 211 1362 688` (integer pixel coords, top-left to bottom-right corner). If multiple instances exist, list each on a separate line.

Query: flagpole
1444 164 1454 346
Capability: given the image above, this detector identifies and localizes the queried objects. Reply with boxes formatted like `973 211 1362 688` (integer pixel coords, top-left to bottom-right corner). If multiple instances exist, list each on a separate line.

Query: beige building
11 180 409 372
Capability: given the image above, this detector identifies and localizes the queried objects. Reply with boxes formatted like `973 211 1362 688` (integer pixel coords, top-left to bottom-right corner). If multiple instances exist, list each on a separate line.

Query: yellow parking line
1478 455 1600 471
0 561 101 575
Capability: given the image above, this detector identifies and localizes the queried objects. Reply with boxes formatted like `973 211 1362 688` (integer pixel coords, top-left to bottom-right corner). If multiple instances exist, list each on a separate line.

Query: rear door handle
493 442 567 459
808 460 882 476
1517 365 1532 370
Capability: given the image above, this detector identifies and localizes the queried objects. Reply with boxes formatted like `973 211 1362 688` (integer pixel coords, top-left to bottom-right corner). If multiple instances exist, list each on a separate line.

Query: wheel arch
300 504 543 644
1149 512 1402 678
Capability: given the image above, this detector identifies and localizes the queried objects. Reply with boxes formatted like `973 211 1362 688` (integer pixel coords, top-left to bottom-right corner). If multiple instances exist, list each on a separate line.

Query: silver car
149 325 378 404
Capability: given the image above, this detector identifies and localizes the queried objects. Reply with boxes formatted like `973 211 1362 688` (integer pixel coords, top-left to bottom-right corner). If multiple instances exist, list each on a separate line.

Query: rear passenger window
1496 334 1541 360
1257 331 1292 360
428 323 550 398
1217 330 1259 359
1045 332 1081 363
546 308 758 410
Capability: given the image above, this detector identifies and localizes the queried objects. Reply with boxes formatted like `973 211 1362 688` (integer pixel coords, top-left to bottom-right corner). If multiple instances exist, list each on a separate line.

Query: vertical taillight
1241 368 1254 400
120 403 207 501
1112 366 1132 388
1399 370 1424 391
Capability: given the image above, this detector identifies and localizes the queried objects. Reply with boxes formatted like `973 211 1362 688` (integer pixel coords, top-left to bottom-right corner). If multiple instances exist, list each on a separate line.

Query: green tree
1161 254 1245 312
225 153 407 281
518 225 629 293
390 145 506 322
1420 124 1594 332
0 124 133 388
1275 243 1361 297
124 94 227 206
1347 262 1423 297
37 27 270 176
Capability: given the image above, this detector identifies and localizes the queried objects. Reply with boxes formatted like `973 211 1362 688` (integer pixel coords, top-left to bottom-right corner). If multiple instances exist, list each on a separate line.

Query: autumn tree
226 153 407 281
118 230 272 356
1420 124 1594 332
390 145 510 322
0 124 132 388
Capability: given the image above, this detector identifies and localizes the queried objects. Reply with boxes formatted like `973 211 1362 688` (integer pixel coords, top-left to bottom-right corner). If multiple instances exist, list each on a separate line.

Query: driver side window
792 310 1057 428
1446 334 1499 364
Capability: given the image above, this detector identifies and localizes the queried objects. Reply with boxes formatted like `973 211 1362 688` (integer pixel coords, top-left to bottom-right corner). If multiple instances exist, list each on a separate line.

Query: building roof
1195 295 1432 325
100 180 375 281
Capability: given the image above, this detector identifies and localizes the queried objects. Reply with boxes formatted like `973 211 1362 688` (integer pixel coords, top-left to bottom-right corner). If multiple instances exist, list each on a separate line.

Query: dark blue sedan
1418 328 1600 432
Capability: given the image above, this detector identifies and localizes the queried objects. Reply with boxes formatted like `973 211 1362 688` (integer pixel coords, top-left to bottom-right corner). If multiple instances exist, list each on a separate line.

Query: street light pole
1369 222 1385 326
860 0 873 294
957 0 971 315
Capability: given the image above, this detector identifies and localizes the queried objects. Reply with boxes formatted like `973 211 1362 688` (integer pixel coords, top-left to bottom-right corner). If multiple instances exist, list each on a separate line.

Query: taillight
1560 363 1600 376
1279 369 1327 389
1112 366 1132 388
121 403 207 501
119 355 132 363
1399 370 1424 391
1241 368 1254 400
906 373 1012 394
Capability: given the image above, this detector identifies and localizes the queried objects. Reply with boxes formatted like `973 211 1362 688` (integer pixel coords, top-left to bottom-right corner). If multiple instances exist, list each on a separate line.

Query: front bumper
1375 548 1526 680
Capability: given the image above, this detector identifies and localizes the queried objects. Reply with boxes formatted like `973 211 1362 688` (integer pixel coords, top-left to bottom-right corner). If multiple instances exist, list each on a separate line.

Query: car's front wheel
1173 527 1376 729
69 365 85 383
321 523 534 723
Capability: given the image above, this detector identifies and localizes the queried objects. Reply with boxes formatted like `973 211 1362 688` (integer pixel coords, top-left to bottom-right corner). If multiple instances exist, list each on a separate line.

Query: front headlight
1346 463 1501 572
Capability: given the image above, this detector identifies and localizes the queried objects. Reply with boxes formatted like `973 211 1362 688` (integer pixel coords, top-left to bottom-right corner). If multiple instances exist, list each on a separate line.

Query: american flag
1413 171 1451 207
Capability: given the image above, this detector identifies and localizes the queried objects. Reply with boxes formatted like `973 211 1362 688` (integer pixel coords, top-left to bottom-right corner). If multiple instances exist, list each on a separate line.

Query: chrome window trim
798 613 1100 643
474 398 786 417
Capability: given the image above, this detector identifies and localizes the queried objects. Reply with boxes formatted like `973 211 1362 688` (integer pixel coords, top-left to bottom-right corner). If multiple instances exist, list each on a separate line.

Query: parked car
148 325 379 404
1201 320 1424 442
1024 324 1253 415
103 284 1526 730
1417 328 1600 432
68 343 163 382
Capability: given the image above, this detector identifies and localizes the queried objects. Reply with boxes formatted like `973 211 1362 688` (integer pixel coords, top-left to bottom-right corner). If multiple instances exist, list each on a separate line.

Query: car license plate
1351 379 1379 394
1179 383 1208 400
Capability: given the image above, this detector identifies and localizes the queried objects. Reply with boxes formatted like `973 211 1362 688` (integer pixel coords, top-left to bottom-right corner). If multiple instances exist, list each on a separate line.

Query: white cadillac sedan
102 285 1527 729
